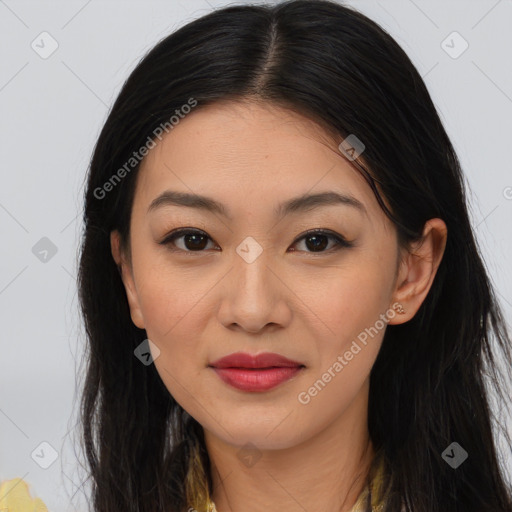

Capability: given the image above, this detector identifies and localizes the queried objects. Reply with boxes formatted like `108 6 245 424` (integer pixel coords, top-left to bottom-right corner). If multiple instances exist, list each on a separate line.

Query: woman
76 1 512 511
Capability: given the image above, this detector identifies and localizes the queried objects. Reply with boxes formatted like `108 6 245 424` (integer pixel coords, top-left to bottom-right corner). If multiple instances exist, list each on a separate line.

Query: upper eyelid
161 227 344 240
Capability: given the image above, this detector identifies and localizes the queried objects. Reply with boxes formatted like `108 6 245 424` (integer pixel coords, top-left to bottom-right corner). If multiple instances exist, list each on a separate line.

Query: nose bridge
217 236 286 332
233 236 274 301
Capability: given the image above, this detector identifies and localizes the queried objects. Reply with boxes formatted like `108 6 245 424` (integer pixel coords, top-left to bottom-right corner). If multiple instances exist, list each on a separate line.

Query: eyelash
159 228 354 254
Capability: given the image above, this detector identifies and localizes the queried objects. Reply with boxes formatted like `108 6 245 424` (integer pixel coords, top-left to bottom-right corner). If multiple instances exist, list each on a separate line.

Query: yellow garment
0 478 49 512
349 461 388 511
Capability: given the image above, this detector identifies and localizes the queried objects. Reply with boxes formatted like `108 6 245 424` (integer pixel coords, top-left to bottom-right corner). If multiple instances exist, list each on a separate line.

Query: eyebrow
147 190 367 219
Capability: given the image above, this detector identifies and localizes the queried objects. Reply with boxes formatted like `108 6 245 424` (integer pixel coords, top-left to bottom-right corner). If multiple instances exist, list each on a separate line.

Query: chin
203 413 307 452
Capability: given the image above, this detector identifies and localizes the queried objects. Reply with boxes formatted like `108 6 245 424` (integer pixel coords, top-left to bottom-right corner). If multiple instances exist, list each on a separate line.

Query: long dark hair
76 1 512 510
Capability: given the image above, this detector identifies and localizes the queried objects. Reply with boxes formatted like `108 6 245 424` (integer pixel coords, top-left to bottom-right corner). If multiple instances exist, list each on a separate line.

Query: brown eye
289 229 353 253
160 229 217 252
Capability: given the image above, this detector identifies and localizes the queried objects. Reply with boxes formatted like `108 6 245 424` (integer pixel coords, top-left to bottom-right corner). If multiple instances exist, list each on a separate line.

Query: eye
290 229 353 253
159 228 218 252
159 228 353 253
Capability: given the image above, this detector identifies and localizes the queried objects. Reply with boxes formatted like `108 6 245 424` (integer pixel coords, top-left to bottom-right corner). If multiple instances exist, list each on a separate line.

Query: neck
204 379 374 512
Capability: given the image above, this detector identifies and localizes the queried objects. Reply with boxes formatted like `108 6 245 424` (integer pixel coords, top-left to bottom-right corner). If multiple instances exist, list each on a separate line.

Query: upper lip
209 352 304 369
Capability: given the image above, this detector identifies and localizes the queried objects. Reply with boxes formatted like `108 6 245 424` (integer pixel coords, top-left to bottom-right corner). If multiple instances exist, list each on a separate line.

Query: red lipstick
209 352 304 392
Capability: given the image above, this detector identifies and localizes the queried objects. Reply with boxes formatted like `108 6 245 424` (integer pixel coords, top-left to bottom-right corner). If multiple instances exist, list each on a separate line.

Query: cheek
294 271 387 422
304 262 392 351
136 262 213 347
132 259 226 392
139 276 207 412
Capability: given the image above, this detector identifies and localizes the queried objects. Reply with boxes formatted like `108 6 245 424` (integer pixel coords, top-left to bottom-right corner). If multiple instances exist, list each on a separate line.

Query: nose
216 245 292 334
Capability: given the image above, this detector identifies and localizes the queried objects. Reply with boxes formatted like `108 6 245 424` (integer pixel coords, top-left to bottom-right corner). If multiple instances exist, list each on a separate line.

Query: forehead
133 100 388 227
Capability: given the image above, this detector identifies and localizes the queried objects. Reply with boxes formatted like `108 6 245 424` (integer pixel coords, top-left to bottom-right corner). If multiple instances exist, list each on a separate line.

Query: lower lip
211 366 303 392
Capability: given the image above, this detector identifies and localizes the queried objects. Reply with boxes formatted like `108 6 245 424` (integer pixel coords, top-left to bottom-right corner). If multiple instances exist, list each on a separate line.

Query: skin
111 99 447 512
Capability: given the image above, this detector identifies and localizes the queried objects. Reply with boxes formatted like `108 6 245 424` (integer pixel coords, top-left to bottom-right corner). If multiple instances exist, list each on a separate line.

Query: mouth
208 352 305 392
210 366 304 392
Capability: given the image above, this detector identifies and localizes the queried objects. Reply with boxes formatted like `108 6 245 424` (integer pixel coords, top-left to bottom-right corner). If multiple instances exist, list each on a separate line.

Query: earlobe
110 230 146 329
387 218 448 325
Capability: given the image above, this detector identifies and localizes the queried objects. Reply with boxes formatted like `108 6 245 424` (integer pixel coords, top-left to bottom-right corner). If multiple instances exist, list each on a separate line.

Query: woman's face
111 100 407 450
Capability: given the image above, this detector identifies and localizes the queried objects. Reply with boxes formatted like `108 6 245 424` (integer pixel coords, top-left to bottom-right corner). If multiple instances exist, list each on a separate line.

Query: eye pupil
305 234 328 252
184 233 208 251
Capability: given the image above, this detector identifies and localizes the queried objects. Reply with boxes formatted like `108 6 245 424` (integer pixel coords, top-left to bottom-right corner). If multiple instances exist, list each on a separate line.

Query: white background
1 0 511 510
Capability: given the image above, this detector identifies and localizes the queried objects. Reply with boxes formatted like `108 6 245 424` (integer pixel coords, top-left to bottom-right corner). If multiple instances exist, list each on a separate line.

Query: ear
110 230 145 329
387 218 447 325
